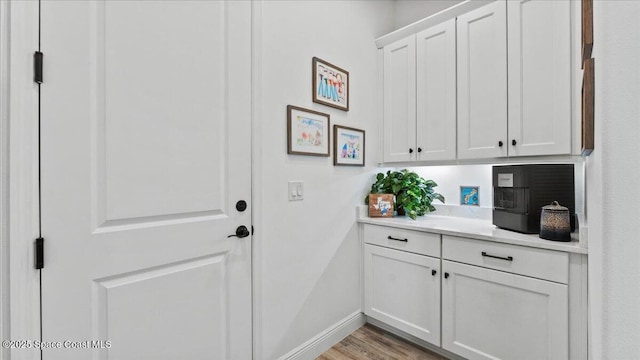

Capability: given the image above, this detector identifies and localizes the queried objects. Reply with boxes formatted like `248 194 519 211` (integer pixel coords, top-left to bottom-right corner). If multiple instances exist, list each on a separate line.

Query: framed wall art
333 125 364 166
460 186 479 206
312 57 349 111
287 105 330 157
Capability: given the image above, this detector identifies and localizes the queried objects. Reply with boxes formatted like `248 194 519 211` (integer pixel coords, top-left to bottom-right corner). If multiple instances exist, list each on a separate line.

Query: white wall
413 165 493 208
254 1 394 358
393 0 464 30
588 1 640 358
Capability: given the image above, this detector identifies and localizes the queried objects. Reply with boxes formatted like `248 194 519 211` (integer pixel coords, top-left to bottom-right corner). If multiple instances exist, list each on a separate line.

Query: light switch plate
288 181 304 201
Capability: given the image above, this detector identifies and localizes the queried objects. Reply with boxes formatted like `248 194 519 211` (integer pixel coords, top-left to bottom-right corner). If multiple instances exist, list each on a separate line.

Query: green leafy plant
365 169 445 220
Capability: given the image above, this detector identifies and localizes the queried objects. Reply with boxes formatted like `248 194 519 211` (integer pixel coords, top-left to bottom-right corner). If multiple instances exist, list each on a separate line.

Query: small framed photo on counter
368 194 394 217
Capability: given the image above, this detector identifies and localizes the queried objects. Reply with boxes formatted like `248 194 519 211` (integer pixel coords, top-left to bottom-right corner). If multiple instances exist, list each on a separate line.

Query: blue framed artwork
460 186 479 206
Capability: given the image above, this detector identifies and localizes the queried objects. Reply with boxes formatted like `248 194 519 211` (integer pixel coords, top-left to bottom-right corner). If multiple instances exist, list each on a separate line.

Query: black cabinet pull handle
498 141 504 147
418 147 423 153
387 236 408 242
409 148 414 154
432 269 437 276
512 139 517 146
444 272 449 279
481 251 513 261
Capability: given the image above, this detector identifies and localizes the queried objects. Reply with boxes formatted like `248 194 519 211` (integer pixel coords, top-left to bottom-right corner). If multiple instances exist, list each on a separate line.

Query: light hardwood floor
317 324 448 360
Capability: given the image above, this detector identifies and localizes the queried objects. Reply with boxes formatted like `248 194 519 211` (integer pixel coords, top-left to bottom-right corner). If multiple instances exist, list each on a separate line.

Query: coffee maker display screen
497 173 514 187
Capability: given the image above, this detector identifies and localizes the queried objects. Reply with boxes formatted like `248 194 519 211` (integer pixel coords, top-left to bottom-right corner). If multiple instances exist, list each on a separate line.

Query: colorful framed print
312 57 349 111
287 105 330 157
333 125 365 166
460 186 479 206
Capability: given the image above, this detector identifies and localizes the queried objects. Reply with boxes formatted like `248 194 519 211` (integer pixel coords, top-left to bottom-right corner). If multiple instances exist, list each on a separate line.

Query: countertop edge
357 217 589 255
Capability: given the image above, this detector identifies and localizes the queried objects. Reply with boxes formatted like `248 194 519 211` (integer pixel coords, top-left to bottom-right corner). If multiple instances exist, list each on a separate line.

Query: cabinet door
442 260 568 360
383 35 416 162
507 0 571 156
457 1 508 159
416 19 457 161
364 244 440 345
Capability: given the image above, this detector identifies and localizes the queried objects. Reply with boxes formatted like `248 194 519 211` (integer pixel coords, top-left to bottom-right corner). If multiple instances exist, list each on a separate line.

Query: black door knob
432 269 437 276
512 139 517 146
409 148 414 154
444 272 450 279
498 141 504 147
228 225 250 238
418 147 423 153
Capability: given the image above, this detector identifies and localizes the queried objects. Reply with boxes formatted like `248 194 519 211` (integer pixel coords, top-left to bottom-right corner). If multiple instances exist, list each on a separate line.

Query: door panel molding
93 210 227 234
93 253 231 359
90 1 229 225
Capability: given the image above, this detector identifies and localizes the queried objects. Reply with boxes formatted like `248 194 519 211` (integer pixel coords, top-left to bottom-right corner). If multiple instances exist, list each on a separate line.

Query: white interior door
40 1 252 359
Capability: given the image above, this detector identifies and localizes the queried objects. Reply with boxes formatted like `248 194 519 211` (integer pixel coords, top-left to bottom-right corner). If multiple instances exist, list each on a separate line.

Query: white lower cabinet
364 244 441 345
362 225 581 360
441 260 568 360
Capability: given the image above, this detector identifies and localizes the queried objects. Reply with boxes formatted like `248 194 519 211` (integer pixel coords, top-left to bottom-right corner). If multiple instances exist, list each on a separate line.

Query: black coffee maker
492 164 575 234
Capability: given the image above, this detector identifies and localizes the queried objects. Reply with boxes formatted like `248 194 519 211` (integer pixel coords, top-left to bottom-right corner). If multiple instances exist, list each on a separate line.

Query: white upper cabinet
383 35 416 163
380 0 573 162
456 0 508 160
416 19 457 161
507 0 571 156
383 19 457 163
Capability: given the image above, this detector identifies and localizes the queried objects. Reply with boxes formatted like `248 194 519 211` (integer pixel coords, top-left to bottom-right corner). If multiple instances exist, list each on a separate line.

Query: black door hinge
35 237 44 269
34 51 43 84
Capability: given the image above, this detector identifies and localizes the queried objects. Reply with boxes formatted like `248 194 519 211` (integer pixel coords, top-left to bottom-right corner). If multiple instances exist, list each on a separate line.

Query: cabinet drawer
364 224 440 257
442 235 568 284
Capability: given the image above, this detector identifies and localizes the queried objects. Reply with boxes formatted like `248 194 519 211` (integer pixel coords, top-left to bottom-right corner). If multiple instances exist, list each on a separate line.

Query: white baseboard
280 311 366 360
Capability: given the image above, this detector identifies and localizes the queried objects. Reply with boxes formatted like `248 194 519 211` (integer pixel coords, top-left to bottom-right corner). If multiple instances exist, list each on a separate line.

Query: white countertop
357 212 588 255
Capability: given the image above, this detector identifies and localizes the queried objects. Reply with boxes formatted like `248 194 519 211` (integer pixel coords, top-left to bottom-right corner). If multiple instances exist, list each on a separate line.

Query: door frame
250 0 264 358
0 1 10 359
2 1 41 360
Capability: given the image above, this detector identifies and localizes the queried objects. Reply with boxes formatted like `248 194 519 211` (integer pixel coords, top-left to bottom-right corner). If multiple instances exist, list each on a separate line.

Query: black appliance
493 164 575 234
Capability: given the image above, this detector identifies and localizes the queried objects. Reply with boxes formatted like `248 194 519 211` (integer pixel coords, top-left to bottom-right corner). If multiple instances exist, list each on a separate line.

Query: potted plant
365 169 445 220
